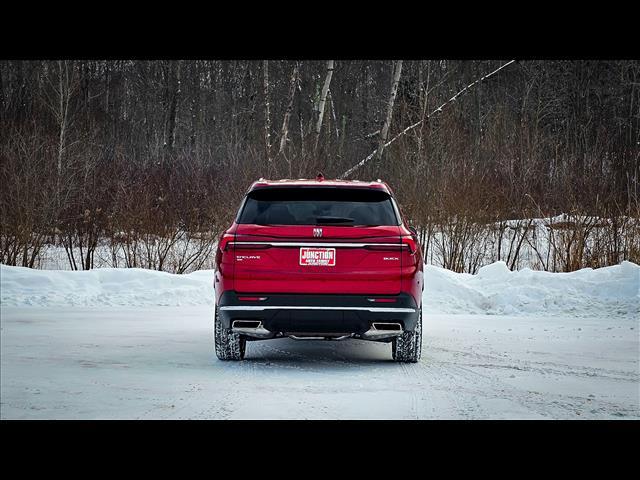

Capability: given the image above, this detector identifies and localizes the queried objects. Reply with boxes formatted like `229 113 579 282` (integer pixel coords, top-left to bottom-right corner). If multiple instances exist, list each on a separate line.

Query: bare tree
2 60 638 273
55 61 75 177
314 60 335 151
165 61 182 155
374 60 403 163
263 60 272 164
278 62 300 176
340 59 515 178
40 61 79 199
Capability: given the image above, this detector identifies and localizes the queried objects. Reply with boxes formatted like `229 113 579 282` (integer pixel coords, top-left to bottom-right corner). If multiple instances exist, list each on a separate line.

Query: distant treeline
1 60 638 271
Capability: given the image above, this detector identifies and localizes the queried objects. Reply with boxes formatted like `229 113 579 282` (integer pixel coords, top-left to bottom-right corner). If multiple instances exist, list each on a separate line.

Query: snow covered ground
1 262 638 419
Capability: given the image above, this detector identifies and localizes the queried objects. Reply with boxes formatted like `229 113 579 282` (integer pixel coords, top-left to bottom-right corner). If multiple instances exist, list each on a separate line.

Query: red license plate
299 247 336 266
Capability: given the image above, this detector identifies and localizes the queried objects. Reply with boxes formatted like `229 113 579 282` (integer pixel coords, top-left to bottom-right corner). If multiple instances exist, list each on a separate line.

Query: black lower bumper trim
217 292 419 335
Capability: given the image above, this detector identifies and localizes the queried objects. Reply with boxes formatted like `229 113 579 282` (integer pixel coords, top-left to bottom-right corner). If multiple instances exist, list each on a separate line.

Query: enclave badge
313 228 323 237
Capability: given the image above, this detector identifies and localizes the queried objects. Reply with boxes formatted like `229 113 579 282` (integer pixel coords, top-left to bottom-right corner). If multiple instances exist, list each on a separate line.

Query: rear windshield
237 187 399 226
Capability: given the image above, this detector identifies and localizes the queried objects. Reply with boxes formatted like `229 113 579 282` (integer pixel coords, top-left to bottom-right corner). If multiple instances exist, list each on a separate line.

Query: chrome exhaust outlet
361 322 403 339
231 320 275 339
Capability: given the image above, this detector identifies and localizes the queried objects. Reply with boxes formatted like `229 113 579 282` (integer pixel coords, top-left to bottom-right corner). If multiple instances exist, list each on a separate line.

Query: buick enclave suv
213 174 423 362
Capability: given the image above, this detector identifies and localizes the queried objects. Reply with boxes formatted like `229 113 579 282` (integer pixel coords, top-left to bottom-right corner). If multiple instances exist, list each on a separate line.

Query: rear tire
214 306 246 361
392 306 422 363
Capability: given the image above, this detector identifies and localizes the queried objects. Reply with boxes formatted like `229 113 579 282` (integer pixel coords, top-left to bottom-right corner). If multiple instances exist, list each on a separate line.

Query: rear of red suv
214 177 423 362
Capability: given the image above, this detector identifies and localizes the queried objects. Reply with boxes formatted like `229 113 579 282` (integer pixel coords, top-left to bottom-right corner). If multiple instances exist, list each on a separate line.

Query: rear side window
237 187 399 226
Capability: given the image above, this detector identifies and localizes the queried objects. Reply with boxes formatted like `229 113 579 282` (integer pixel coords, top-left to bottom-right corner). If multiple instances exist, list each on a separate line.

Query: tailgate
232 225 402 295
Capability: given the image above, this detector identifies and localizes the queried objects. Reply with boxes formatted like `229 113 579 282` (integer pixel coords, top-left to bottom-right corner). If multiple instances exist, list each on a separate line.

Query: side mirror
408 225 418 236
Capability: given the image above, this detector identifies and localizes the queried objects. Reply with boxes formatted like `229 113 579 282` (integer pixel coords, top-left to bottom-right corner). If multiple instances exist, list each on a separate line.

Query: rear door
232 187 403 295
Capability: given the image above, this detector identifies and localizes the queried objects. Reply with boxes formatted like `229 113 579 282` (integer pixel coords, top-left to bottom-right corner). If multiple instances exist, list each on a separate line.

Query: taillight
237 296 268 301
218 233 234 251
215 232 235 269
402 236 417 255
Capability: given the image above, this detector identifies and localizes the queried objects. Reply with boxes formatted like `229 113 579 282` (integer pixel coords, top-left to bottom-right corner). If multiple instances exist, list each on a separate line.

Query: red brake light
402 236 417 255
215 232 235 270
218 233 235 251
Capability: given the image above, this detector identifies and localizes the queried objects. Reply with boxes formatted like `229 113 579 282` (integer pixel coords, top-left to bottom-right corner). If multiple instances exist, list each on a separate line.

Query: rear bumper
217 291 419 336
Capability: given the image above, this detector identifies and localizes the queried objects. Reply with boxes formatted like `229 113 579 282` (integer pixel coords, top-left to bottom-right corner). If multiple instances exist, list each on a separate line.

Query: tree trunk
416 60 431 190
374 60 403 163
55 60 76 214
189 61 199 150
104 61 110 116
263 60 272 164
314 60 334 151
278 62 300 173
57 60 70 178
165 61 181 155
0 64 5 119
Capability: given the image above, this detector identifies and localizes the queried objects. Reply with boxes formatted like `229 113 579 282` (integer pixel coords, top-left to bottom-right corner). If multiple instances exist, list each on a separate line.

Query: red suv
213 175 423 362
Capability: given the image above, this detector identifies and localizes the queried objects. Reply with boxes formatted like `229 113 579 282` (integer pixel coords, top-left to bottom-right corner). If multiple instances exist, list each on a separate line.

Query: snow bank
0 265 216 308
2 261 638 317
424 261 639 317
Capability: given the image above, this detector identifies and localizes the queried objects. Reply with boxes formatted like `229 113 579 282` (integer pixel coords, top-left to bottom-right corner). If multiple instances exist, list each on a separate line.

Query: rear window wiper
315 216 355 224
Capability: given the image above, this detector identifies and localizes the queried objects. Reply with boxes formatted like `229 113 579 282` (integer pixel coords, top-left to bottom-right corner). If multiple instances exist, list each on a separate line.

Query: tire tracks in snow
397 343 480 418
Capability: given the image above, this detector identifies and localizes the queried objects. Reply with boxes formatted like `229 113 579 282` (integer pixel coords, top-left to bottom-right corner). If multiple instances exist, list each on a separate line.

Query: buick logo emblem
313 228 323 238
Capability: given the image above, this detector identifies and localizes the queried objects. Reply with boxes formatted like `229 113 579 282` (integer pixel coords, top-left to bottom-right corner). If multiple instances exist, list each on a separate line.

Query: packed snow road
1 305 638 419
2 261 638 419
